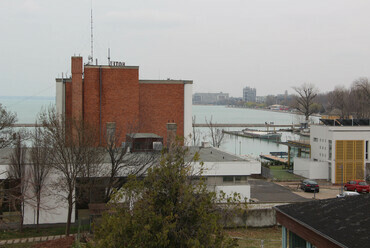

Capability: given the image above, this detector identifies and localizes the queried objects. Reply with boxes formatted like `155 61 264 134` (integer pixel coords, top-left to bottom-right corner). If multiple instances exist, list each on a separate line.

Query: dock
259 154 288 164
193 123 300 128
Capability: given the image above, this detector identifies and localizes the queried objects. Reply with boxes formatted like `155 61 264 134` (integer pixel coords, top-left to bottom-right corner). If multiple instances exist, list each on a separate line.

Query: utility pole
341 164 344 195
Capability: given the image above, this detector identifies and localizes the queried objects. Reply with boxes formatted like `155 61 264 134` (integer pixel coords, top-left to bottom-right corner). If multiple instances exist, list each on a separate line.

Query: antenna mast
88 2 94 64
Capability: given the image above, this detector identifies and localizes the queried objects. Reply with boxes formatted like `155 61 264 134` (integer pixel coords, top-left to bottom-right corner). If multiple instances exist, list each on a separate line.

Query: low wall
294 158 328 180
224 204 286 227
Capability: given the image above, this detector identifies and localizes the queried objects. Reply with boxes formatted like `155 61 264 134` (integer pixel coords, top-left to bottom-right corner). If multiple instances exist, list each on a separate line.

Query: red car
344 180 370 193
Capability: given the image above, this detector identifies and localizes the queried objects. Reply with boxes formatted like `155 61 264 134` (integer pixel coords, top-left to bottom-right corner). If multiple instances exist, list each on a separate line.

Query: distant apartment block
192 92 229 105
255 96 266 103
243 86 256 102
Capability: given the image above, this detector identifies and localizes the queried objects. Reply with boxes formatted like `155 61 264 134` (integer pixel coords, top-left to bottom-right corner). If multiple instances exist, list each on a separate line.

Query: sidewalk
0 234 76 246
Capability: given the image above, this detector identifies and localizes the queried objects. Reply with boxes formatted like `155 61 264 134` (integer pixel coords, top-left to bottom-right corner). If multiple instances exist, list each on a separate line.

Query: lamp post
341 164 344 195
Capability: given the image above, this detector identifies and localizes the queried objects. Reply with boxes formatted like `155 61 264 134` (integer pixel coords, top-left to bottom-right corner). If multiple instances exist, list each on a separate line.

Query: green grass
270 165 302 181
0 224 90 240
226 226 281 248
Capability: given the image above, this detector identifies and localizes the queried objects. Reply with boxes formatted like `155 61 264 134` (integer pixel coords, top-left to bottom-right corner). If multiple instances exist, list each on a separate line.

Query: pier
193 123 300 128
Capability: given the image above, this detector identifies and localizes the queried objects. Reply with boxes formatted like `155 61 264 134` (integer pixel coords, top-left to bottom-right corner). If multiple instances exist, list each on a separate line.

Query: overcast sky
1 0 370 97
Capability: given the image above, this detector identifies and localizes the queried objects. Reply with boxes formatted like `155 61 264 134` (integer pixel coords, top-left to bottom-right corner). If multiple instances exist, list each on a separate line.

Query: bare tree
39 107 104 236
354 77 370 101
330 86 351 118
205 116 224 148
103 123 159 202
7 131 28 231
29 125 51 232
293 83 319 121
191 116 201 146
0 104 17 149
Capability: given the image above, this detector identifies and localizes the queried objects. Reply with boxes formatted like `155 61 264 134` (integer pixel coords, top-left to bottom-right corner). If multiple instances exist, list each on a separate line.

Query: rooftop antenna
88 1 94 64
108 48 111 65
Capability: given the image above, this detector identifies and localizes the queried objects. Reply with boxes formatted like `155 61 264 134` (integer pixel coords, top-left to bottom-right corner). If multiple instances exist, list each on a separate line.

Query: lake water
0 97 314 158
192 105 314 158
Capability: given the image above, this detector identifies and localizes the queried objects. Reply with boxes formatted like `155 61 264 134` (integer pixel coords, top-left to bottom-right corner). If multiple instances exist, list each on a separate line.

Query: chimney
71 56 83 122
166 122 177 147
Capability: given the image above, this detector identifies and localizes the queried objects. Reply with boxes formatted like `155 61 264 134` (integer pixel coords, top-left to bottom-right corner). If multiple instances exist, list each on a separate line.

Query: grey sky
1 0 370 97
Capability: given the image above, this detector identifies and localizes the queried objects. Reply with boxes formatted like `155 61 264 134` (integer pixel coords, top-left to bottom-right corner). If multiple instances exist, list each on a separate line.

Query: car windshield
359 182 367 186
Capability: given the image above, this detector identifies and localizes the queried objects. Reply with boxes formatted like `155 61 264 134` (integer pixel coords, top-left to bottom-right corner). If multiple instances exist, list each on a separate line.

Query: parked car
336 191 360 198
344 180 370 193
300 179 319 192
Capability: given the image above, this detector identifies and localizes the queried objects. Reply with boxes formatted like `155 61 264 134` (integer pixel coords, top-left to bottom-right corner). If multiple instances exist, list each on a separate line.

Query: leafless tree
0 104 17 149
191 116 201 146
292 83 319 121
330 86 351 118
354 77 370 101
7 131 28 231
29 125 51 232
103 123 159 202
39 107 104 236
205 116 224 148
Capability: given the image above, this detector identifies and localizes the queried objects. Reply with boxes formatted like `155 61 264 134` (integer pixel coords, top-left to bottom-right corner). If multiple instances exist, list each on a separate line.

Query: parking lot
276 181 342 199
249 179 309 203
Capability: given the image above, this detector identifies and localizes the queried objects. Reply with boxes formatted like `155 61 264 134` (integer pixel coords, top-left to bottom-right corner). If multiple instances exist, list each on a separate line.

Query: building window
223 176 233 183
328 140 332 160
106 122 116 141
313 137 318 142
366 141 368 160
235 176 247 183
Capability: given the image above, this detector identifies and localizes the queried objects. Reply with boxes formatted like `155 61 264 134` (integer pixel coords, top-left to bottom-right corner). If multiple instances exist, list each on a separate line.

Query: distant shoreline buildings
243 86 256 102
192 92 229 105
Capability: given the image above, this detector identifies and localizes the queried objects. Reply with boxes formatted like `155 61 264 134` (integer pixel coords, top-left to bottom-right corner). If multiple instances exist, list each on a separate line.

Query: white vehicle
336 191 360 198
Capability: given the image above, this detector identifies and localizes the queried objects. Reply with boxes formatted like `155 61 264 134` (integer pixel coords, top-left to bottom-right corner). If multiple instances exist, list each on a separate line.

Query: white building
0 145 261 225
294 119 370 184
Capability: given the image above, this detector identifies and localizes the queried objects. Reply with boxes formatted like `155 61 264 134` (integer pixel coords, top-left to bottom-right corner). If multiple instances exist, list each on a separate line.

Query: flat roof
139 79 193 85
275 194 370 248
320 118 370 126
187 146 248 162
84 65 139 69
127 133 162 139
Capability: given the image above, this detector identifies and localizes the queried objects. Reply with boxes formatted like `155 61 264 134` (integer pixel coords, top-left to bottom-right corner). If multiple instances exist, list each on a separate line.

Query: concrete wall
294 157 328 180
224 204 288 228
55 80 65 117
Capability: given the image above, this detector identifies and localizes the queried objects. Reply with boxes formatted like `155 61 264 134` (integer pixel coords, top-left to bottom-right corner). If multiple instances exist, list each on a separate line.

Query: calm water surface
193 105 315 158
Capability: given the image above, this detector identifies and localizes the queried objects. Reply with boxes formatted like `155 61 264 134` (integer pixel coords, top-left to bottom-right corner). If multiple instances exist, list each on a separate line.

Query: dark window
223 176 233 182
366 141 368 160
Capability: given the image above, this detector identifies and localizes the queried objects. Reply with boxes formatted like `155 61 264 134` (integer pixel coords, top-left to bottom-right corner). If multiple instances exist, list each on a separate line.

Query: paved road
249 179 309 203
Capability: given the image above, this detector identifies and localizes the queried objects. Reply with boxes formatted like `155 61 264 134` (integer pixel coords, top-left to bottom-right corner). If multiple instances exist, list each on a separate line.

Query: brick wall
83 66 140 144
139 83 184 144
67 57 186 147
71 57 83 121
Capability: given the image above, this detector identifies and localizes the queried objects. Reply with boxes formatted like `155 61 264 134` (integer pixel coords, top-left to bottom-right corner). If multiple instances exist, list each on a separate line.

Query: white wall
0 163 75 225
55 80 65 117
23 171 75 225
192 161 261 176
311 125 370 183
294 157 328 180
184 83 193 141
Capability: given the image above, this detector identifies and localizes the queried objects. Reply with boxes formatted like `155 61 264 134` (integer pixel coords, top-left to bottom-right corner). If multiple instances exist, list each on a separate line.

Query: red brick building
56 56 193 145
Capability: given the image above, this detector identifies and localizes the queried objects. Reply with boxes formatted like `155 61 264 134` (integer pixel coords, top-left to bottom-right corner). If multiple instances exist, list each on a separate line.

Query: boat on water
242 129 282 141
